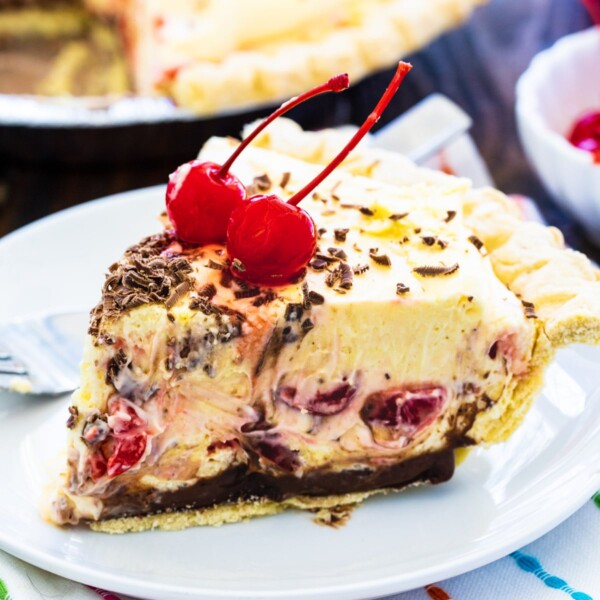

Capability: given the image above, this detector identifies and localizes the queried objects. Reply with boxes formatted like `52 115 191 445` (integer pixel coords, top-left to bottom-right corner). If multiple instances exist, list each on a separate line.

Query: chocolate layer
99 450 455 520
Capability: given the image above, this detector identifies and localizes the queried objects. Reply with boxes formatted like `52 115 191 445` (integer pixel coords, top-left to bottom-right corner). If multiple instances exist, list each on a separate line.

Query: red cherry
227 195 317 285
569 111 600 164
227 62 412 285
166 161 245 245
106 433 147 478
166 73 350 245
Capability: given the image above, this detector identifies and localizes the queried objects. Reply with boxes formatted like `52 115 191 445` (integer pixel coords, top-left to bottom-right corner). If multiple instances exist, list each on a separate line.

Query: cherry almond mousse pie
49 63 600 532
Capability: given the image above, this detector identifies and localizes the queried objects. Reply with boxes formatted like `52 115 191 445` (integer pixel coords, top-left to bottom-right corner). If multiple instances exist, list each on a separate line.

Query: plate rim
0 186 599 600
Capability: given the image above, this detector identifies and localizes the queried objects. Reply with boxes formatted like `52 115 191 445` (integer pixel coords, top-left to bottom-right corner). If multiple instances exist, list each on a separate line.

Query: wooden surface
1 0 598 261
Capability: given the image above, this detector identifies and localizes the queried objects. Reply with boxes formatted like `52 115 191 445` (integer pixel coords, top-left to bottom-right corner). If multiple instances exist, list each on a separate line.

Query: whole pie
1 0 486 112
47 119 600 532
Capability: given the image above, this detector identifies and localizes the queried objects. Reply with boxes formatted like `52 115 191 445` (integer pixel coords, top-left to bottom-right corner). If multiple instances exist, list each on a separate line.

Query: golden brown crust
90 490 389 533
155 0 487 113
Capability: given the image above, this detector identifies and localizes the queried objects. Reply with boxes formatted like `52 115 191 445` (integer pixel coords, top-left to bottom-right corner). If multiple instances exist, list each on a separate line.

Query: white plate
0 187 599 600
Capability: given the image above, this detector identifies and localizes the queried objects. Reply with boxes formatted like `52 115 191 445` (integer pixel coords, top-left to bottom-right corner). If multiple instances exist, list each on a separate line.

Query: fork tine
0 360 28 375
0 314 83 394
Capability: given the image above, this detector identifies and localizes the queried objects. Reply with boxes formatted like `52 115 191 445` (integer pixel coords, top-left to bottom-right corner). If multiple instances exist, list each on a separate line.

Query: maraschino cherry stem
217 73 350 179
287 62 412 208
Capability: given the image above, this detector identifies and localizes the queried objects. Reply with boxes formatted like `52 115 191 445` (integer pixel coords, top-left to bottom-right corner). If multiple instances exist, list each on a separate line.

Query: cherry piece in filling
568 111 600 164
165 74 350 245
361 386 446 444
227 61 413 285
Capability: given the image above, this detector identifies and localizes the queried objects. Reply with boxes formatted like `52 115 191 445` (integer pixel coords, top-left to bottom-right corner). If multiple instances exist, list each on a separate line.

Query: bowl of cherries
516 1 600 243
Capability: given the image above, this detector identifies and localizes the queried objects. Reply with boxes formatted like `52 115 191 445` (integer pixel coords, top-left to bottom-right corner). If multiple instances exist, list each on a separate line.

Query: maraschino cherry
569 112 600 164
166 74 350 245
582 0 600 24
227 61 413 286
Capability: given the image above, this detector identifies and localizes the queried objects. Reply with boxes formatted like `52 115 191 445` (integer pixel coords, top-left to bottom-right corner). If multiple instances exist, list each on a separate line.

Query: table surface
1 0 598 262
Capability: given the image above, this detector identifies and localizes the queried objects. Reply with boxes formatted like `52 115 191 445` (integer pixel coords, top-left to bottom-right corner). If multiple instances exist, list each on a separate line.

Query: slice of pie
47 120 600 532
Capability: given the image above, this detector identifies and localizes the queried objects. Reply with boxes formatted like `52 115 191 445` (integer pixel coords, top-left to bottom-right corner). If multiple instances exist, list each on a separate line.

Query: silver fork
0 310 89 395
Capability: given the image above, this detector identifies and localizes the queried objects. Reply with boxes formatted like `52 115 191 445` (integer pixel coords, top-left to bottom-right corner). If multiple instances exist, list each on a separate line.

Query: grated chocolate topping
389 212 409 221
280 172 291 189
521 300 538 319
444 210 457 223
248 173 271 194
89 232 193 338
334 228 349 242
468 235 484 252
339 262 353 289
413 263 459 277
328 247 347 261
396 283 410 295
369 248 391 267
198 283 217 299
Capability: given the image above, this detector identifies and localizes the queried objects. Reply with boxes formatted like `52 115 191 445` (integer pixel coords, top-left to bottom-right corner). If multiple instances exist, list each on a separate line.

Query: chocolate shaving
328 247 347 261
421 236 436 246
89 231 194 337
521 300 538 319
165 281 191 309
488 341 498 359
206 259 226 270
413 263 459 277
280 172 291 189
231 258 246 272
389 212 409 221
310 258 328 271
369 248 391 267
468 235 484 251
359 206 375 216
444 210 457 223
252 290 278 307
317 227 327 239
325 267 341 288
234 288 260 299
220 269 233 288
301 282 311 309
334 228 349 242
301 318 315 332
437 239 448 249
252 173 271 192
396 283 410 295
105 349 128 386
308 290 325 305
285 303 304 322
66 406 79 429
339 263 353 289
315 253 338 264
353 263 370 275
198 283 217 298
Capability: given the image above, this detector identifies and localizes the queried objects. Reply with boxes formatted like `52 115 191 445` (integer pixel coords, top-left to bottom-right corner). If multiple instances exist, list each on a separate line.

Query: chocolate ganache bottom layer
98 450 455 520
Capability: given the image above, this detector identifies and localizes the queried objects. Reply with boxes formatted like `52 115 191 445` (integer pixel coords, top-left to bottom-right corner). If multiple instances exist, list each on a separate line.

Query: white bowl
516 27 600 243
